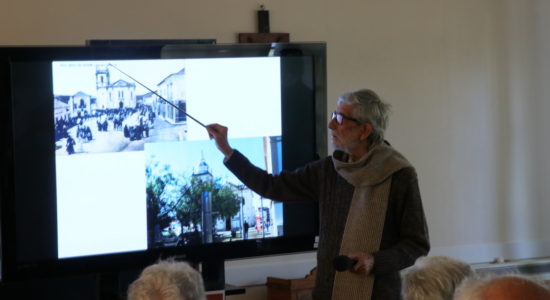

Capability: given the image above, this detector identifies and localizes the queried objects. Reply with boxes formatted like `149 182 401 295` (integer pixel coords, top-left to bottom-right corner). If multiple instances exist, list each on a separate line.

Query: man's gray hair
453 274 550 300
401 256 473 300
127 259 206 300
337 89 391 145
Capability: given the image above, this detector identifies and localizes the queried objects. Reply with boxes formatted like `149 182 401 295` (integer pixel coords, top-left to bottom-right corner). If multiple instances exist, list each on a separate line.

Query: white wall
3 0 550 289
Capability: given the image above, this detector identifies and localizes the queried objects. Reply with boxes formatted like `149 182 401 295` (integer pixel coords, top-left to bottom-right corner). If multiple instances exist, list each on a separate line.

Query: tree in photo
212 184 241 231
176 176 241 243
146 158 179 247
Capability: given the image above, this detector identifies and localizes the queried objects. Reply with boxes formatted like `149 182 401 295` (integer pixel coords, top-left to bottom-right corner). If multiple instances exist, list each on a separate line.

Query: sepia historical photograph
53 60 189 155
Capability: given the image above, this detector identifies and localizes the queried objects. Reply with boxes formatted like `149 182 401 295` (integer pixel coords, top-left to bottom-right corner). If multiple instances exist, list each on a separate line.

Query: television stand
97 271 126 300
202 259 226 291
202 260 246 299
205 284 246 300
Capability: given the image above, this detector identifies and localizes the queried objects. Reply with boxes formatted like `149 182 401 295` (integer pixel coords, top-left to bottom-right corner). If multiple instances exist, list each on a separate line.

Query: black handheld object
333 255 358 272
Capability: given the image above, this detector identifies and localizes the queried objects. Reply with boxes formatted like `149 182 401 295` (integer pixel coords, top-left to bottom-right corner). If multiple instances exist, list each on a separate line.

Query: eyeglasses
331 111 361 125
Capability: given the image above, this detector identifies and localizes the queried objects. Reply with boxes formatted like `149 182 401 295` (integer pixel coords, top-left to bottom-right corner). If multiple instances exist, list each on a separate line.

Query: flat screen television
0 42 327 289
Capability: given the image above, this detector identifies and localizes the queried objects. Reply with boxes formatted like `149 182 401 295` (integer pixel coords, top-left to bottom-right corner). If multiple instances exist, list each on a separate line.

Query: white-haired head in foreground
127 259 205 300
453 274 550 300
401 256 473 300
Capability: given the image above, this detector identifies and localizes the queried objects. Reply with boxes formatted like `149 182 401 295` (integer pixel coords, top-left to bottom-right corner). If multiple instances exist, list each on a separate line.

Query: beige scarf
331 143 411 300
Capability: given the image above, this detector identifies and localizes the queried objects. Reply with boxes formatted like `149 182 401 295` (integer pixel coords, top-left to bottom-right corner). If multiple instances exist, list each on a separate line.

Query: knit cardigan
224 147 430 300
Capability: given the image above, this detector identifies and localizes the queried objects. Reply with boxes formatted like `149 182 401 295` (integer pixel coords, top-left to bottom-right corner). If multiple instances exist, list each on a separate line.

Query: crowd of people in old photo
54 104 156 155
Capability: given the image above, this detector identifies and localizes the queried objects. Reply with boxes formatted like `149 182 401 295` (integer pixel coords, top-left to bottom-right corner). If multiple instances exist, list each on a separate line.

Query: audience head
401 255 473 300
127 259 205 300
453 274 550 300
336 89 391 146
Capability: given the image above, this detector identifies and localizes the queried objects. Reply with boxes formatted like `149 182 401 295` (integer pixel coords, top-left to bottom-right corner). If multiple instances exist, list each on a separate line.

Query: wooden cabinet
206 290 225 300
266 268 316 300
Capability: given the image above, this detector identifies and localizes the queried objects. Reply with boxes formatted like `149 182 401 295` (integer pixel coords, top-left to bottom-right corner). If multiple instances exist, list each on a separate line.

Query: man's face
328 102 370 153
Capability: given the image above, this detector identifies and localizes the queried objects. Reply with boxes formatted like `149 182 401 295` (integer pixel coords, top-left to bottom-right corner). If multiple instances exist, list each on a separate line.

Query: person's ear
360 123 373 141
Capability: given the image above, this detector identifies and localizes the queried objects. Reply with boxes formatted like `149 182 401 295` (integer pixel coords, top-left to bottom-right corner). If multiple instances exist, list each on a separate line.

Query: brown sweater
224 148 430 300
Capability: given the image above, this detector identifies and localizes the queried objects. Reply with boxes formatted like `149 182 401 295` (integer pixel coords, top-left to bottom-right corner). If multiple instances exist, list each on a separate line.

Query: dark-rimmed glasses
331 111 361 125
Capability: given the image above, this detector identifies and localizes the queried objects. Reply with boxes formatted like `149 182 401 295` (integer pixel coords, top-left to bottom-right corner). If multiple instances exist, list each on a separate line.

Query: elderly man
127 259 205 300
206 89 430 300
401 256 472 300
454 274 550 300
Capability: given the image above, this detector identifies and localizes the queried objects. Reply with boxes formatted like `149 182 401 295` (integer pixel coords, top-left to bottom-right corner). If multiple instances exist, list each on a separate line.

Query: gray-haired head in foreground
401 256 473 300
127 259 205 300
453 274 550 300
337 89 391 146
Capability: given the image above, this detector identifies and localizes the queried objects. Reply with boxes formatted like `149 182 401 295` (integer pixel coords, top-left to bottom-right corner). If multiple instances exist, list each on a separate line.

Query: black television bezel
0 42 327 282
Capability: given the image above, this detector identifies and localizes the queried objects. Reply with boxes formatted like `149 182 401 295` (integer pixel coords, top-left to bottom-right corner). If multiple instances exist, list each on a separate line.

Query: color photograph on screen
145 137 283 249
52 57 282 259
